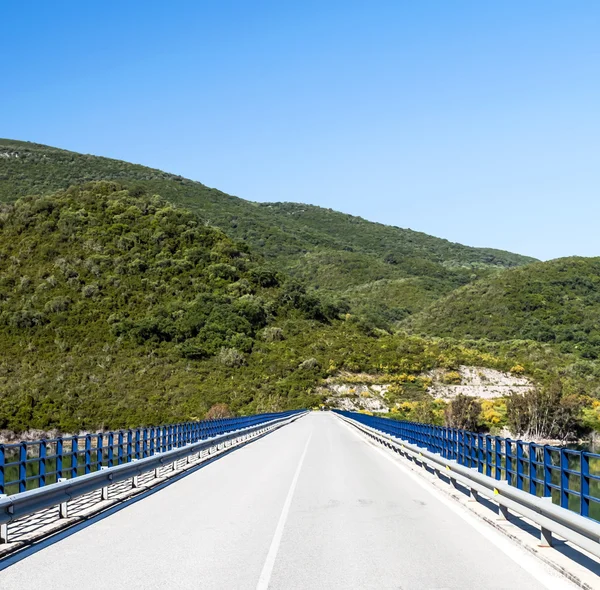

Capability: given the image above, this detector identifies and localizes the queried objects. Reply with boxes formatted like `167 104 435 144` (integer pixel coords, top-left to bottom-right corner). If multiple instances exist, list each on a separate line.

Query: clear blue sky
2 1 599 260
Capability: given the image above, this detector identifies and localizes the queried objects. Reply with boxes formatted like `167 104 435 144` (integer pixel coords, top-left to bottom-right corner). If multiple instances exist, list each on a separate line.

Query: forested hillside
0 139 536 329
1 181 537 433
407 257 600 360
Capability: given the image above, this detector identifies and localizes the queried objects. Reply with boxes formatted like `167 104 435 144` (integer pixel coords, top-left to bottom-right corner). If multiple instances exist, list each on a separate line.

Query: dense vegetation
2 139 600 440
0 181 534 433
407 257 600 360
0 139 536 330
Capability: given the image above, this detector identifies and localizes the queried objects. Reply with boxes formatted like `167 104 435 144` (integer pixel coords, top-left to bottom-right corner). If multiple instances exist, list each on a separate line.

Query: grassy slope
407 257 600 359
0 139 536 327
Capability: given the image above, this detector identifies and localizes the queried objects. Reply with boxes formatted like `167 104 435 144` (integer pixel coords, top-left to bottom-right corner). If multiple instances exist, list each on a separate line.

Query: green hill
1 181 531 433
407 257 600 359
0 139 536 328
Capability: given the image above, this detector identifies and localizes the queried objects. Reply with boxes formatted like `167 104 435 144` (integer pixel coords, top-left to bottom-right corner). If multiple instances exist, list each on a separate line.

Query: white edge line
256 431 313 590
337 418 578 590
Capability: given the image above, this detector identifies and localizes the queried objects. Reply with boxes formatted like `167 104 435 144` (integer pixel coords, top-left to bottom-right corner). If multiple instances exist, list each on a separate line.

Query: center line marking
256 431 312 590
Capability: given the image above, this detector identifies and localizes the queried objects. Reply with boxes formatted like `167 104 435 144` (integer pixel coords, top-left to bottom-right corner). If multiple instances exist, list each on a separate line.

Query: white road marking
256 431 312 590
338 418 578 590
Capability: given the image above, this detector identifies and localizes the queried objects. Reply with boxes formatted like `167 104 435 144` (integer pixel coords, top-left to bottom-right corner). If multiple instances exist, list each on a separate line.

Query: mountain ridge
0 138 537 330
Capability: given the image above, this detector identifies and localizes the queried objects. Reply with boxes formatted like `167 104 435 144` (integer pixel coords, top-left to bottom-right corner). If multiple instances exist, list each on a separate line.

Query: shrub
445 394 482 431
506 381 583 441
261 327 285 342
298 357 319 370
44 296 71 313
205 403 233 419
442 370 462 385
217 347 245 367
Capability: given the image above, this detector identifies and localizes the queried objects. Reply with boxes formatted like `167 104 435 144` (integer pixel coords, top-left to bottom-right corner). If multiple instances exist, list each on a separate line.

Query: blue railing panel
335 410 600 522
0 410 301 495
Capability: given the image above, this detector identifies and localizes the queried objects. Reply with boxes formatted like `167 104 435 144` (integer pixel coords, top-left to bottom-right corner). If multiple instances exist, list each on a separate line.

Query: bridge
0 411 599 589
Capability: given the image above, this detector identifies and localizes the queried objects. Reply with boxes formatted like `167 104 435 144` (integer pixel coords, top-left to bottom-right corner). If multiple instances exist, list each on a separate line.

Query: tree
506 381 583 441
444 394 482 431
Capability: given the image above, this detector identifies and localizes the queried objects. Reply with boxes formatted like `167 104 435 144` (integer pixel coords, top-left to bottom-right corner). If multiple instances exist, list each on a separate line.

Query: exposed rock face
322 366 534 412
323 383 389 413
426 366 533 400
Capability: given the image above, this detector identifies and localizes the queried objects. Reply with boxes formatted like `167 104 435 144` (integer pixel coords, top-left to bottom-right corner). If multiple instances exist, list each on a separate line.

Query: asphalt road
0 412 575 589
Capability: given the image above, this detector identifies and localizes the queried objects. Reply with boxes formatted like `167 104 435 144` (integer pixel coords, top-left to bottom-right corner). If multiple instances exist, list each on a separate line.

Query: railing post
39 440 47 488
96 433 103 471
107 433 114 468
560 448 569 509
543 446 552 498
0 445 5 495
505 439 513 486
84 435 92 474
477 434 484 473
19 442 27 493
70 437 78 479
126 430 133 463
516 441 524 490
527 443 536 495
135 429 141 460
117 431 124 465
485 436 492 477
495 437 502 480
581 452 590 518
56 438 63 481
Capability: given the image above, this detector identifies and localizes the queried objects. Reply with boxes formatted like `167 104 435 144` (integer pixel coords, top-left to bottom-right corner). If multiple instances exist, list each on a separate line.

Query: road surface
0 412 574 589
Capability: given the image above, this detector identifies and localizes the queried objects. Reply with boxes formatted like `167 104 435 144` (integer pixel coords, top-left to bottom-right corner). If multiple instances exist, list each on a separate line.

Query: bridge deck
0 413 574 589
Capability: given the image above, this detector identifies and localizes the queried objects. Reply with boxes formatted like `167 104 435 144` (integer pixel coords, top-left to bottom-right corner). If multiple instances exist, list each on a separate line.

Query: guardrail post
540 497 554 547
0 494 7 543
497 503 510 521
132 459 140 488
58 477 69 517
100 466 109 500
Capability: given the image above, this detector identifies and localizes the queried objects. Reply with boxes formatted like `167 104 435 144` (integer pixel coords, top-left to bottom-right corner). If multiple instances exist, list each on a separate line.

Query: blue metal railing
0 411 301 495
336 410 600 521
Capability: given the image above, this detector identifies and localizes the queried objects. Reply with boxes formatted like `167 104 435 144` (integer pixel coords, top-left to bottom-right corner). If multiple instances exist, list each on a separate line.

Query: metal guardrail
336 411 600 560
0 411 307 544
334 410 600 521
0 411 301 495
